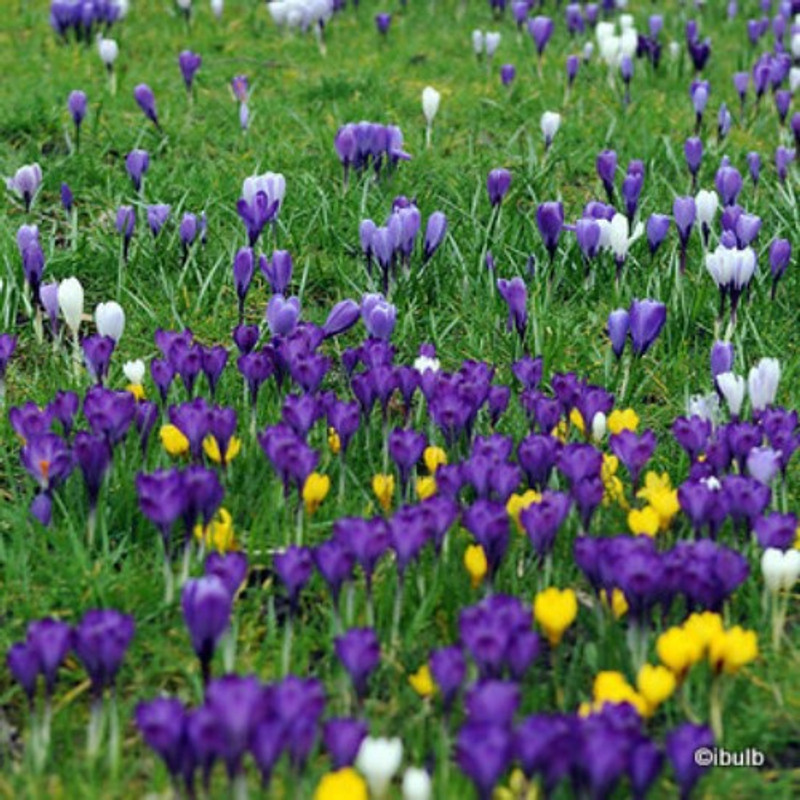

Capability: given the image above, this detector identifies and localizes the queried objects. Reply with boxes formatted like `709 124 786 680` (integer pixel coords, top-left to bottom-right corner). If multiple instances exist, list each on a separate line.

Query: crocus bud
472 29 484 56
607 309 629 358
710 341 734 379
716 371 745 417
134 83 159 128
402 767 432 800
485 32 501 58
748 358 780 412
761 548 800 593
98 37 119 66
540 111 561 148
95 301 126 342
356 736 404 800
486 168 511 206
58 277 84 335
422 86 440 125
124 359 146 385
68 90 88 129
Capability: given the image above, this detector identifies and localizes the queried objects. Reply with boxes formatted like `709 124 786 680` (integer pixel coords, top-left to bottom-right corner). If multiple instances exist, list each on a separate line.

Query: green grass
2 0 800 797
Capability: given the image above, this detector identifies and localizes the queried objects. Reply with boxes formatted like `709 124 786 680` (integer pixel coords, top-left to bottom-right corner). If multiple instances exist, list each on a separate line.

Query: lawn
1 0 800 797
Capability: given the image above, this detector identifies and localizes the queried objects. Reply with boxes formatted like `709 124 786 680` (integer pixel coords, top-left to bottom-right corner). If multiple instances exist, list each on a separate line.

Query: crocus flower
73 609 135 695
500 64 516 86
486 168 511 207
116 205 135 261
260 249 293 294
361 293 397 340
536 202 564 263
178 50 202 92
375 12 391 36
335 628 380 698
540 111 561 149
182 575 232 684
529 15 554 57
355 736 403 800
135 698 187 778
455 722 512 800
665 723 714 799
125 149 149 192
596 149 617 202
769 238 791 299
423 212 447 262
68 90 88 145
134 83 160 129
496 277 527 340
7 164 42 212
147 204 171 237
628 299 666 357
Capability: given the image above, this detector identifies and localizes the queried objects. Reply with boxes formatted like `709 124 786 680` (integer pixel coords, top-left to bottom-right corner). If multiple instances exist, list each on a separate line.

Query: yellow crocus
313 768 368 800
600 588 628 619
408 664 435 698
656 627 703 680
533 587 578 647
328 427 341 455
303 473 331 515
464 544 488 589
607 408 640 434
636 664 677 712
194 508 236 554
203 434 242 465
636 471 673 502
627 506 660 537
569 408 586 435
506 489 542 532
160 424 189 457
551 420 569 443
649 488 680 530
592 671 648 716
708 627 759 675
423 446 447 474
682 612 724 655
372 474 395 512
126 383 145 401
415 476 437 500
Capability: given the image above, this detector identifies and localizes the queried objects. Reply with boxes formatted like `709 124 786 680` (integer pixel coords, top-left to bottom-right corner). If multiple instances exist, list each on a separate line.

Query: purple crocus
0 334 17 386
72 609 135 694
361 293 397 340
666 724 714 800
125 149 149 192
374 12 391 35
178 50 202 93
68 90 88 145
629 299 667 357
769 238 791 299
596 149 617 203
500 64 516 87
182 575 232 684
260 250 293 294
496 277 527 340
528 15 554 58
27 618 72 696
487 168 512 207
607 309 630 358
116 205 135 261
133 83 160 129
536 202 564 263
323 718 368 769
135 698 187 779
335 627 380 699
146 204 171 237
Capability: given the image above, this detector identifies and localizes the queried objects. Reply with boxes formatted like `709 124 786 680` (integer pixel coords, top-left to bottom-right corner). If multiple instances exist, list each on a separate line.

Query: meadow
2 0 800 797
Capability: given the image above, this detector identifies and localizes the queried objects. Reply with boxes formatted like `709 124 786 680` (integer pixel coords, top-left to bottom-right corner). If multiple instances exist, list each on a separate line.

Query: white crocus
695 189 719 232
582 41 594 62
620 28 638 58
98 36 119 66
591 411 607 443
748 358 780 411
356 737 403 800
95 301 126 342
540 111 561 148
422 86 441 149
59 277 84 373
607 213 644 263
112 0 129 18
790 66 800 93
58 277 84 335
402 767 432 800
619 13 634 31
762 547 800 649
210 0 224 18
668 41 681 59
716 371 746 417
761 548 800 593
472 29 484 56
123 359 146 385
687 392 719 423
177 0 192 9
792 31 800 59
485 32 501 59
